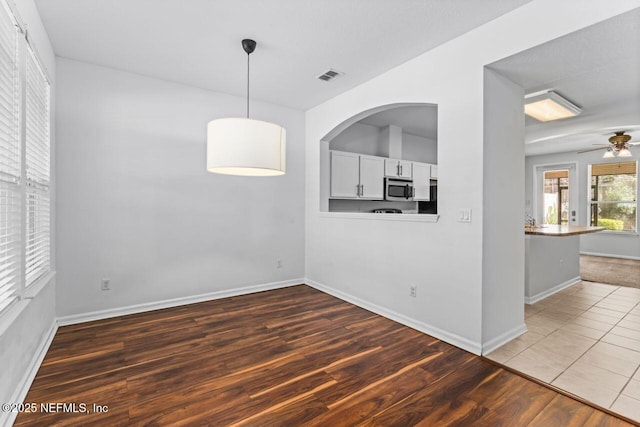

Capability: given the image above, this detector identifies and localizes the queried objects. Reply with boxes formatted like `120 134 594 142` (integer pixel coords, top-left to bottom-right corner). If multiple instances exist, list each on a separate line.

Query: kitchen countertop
525 224 606 236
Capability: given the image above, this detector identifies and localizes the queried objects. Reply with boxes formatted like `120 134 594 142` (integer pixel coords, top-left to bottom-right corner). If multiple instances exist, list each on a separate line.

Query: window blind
544 170 568 179
0 0 20 313
591 161 636 176
24 46 50 287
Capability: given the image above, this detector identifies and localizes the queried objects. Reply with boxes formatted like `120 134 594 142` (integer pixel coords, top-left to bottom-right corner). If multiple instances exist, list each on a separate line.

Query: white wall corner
524 276 581 305
306 279 482 355
481 322 527 355
57 278 305 326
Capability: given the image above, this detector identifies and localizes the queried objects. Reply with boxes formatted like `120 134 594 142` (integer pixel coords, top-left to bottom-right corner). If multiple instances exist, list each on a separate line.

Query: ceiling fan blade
629 142 640 146
577 147 607 154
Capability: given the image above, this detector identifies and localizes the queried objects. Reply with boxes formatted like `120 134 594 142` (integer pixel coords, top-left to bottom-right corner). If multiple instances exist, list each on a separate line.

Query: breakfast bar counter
525 224 605 237
524 225 605 304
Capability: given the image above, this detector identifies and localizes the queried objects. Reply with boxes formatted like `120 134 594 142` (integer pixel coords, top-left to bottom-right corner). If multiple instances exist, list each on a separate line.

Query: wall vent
317 69 344 82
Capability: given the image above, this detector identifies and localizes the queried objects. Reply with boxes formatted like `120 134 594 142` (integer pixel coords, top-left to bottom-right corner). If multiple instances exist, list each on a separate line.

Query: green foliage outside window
596 218 624 231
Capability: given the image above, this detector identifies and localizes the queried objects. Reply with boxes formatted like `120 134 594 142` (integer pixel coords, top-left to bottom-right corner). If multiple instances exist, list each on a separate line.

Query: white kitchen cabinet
359 155 385 199
430 165 438 179
330 151 384 200
384 158 412 179
412 162 431 201
330 151 360 198
399 160 412 179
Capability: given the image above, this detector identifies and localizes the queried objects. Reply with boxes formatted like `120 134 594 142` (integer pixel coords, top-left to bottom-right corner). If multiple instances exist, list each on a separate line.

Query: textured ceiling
34 0 530 110
488 8 640 156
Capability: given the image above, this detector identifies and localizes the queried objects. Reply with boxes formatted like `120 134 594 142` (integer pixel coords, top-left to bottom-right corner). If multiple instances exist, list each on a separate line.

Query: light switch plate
458 209 471 223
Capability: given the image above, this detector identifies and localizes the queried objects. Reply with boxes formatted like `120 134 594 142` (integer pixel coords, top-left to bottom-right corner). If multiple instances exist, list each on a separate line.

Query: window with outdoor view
589 161 637 232
543 169 569 225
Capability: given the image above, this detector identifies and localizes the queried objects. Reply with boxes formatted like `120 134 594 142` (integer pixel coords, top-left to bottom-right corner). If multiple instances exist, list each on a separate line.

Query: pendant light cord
246 51 250 118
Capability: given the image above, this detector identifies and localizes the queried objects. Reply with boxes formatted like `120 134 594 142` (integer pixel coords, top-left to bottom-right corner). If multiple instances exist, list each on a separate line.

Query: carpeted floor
580 254 640 288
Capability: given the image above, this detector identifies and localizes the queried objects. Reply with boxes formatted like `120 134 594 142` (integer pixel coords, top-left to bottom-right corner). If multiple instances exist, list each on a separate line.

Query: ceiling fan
577 131 640 158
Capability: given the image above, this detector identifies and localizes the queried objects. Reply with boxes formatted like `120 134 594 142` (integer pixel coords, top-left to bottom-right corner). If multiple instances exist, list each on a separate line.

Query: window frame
587 161 638 235
0 0 52 317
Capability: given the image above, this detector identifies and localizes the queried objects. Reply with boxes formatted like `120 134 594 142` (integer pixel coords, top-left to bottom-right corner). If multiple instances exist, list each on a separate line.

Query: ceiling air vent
317 69 344 82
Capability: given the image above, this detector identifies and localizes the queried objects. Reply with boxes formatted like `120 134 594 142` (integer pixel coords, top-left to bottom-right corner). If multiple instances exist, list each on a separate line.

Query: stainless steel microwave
385 177 414 201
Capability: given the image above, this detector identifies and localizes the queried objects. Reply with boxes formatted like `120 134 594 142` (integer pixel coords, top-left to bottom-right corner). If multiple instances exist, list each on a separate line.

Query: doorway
533 163 578 226
543 169 570 225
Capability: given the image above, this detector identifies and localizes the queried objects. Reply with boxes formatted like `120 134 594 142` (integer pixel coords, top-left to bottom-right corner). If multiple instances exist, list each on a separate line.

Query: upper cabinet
330 151 360 198
384 158 412 179
330 151 384 200
412 162 431 201
359 155 385 199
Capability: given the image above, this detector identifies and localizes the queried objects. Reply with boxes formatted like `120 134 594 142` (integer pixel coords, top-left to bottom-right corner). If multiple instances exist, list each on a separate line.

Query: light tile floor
486 281 640 422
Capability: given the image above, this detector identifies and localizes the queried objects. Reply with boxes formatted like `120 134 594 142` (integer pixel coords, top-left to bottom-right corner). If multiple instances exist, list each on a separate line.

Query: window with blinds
25 47 50 286
0 0 20 314
0 0 51 315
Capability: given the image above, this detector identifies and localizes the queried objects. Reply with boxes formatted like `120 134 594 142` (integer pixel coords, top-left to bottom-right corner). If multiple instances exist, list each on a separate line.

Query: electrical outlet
410 285 417 298
276 259 283 269
101 278 111 291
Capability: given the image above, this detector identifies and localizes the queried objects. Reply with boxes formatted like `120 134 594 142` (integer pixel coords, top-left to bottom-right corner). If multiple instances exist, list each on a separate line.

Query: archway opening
319 103 438 215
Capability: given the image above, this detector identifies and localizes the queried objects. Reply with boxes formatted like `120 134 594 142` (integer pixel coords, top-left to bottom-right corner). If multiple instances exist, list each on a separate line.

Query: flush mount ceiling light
524 90 581 122
207 39 286 176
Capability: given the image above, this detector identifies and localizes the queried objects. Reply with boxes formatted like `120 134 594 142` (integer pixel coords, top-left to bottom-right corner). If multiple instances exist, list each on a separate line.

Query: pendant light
207 39 286 176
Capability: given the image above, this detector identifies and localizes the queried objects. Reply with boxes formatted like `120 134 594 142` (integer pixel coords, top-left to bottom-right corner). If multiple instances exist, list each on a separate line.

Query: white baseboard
524 276 581 305
581 251 640 261
1 320 58 427
305 279 482 355
57 278 304 326
482 323 527 355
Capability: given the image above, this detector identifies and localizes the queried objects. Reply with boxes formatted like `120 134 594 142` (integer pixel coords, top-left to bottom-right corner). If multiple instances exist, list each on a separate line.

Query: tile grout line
612 363 640 411
497 281 640 421
504 282 608 365
521 285 628 387
501 284 606 366
559 293 640 410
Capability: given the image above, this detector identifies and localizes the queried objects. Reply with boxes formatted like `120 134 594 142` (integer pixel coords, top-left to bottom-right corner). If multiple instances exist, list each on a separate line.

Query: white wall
525 150 640 259
0 0 57 417
330 123 388 157
403 134 437 164
55 58 305 319
330 122 438 163
305 0 640 354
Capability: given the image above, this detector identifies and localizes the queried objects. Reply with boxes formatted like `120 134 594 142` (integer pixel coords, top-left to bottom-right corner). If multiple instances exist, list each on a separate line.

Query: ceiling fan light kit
578 131 639 158
604 131 637 158
207 39 286 176
524 90 581 122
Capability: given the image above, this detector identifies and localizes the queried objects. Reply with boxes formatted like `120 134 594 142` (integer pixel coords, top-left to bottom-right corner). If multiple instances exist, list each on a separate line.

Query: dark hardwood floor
15 285 632 426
